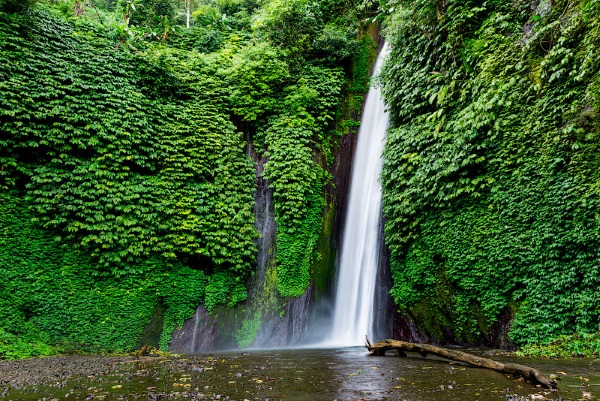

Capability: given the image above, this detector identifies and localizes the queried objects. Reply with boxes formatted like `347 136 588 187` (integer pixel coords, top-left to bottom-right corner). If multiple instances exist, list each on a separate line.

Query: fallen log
365 337 557 389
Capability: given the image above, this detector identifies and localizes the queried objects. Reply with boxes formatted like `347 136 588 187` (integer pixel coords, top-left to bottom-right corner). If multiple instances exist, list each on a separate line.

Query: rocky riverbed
0 348 598 401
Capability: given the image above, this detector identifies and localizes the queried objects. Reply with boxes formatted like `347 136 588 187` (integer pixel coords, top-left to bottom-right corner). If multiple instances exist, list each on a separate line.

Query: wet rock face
391 308 516 348
531 0 552 16
331 124 359 255
249 161 315 347
251 154 276 299
252 286 314 347
170 305 218 353
484 308 515 350
372 218 394 342
284 286 314 344
392 314 433 344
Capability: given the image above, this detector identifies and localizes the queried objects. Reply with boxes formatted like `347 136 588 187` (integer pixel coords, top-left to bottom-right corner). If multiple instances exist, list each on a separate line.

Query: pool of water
4 347 600 400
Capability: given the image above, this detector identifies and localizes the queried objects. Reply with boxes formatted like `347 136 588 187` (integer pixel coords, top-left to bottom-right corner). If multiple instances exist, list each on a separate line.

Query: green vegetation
235 311 262 348
0 0 376 357
263 67 345 297
518 332 600 358
7 0 597 360
0 191 206 356
381 0 600 351
0 329 56 360
0 0 37 14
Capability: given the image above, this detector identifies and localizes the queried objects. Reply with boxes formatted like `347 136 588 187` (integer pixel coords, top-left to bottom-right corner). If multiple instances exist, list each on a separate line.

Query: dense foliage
518 332 600 358
381 0 600 348
220 0 373 298
262 67 345 297
0 7 259 355
4 0 599 359
0 0 373 356
0 10 257 274
0 191 207 357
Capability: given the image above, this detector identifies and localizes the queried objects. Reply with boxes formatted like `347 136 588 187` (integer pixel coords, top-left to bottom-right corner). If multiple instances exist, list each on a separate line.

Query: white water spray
325 42 391 346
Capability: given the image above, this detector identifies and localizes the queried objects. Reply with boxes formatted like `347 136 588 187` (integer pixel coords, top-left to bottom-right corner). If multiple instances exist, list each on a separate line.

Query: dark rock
392 314 432 345
170 305 219 353
251 285 314 348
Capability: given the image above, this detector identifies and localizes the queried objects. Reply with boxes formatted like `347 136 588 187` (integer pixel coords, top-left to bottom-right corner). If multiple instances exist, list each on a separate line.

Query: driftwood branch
365 338 557 389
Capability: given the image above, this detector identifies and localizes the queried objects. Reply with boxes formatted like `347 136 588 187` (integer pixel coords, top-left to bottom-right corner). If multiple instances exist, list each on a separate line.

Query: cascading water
171 44 392 352
325 42 391 346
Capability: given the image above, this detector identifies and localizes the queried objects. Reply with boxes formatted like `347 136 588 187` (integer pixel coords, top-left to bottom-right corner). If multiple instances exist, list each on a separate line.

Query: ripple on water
1 347 599 401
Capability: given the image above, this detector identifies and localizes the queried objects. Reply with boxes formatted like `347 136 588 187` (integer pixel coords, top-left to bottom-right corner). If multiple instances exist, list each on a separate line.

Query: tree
185 0 190 27
0 0 37 13
252 0 323 57
125 0 176 30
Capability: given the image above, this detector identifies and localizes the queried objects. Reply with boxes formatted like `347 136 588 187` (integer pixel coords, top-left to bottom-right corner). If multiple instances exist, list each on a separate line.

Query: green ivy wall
5 0 597 359
381 0 600 353
0 0 375 357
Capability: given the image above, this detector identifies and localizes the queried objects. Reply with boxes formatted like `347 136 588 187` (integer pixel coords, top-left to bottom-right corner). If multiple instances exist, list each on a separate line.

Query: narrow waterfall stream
325 43 391 346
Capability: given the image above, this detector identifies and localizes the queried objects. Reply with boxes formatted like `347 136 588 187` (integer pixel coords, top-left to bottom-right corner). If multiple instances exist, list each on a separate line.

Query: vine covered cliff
2 0 599 359
0 0 376 357
381 0 600 354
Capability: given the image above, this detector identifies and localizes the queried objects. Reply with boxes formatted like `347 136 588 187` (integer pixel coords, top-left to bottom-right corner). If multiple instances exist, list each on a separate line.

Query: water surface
4 347 599 400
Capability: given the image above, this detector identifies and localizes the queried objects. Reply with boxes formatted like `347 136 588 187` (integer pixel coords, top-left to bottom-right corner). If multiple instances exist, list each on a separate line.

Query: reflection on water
6 347 600 400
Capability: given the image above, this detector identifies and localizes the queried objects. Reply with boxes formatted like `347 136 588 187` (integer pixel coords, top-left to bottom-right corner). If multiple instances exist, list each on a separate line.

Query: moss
409 268 498 344
409 270 455 342
137 305 166 349
235 311 262 348
312 202 337 299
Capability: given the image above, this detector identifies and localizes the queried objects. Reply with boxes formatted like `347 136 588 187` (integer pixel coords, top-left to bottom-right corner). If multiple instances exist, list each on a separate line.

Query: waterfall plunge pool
1 347 599 400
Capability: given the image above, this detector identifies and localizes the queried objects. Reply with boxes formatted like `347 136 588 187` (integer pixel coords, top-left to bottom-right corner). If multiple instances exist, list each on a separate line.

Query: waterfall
325 42 391 346
170 44 392 352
